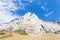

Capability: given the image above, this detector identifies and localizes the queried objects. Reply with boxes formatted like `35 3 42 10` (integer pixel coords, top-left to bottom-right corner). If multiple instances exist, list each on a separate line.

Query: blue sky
13 0 60 21
0 0 60 24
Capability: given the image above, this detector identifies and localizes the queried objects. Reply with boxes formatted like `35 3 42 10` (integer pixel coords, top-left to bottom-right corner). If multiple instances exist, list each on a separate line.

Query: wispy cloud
19 2 25 10
0 0 35 24
0 0 19 24
22 0 34 3
40 2 49 11
41 6 46 10
45 11 54 17
40 2 54 17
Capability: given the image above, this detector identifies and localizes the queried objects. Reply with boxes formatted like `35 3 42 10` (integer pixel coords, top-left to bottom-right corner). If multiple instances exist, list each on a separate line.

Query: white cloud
19 2 25 10
45 11 54 17
41 6 46 10
0 0 35 24
41 2 49 11
22 0 34 3
0 0 19 24
41 5 49 11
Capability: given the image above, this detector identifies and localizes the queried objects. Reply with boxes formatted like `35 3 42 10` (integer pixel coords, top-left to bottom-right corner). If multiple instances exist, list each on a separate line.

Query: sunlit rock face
0 12 60 35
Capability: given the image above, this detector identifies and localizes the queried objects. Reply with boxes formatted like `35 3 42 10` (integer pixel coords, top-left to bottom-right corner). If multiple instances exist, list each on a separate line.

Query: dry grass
0 30 12 39
1 32 60 40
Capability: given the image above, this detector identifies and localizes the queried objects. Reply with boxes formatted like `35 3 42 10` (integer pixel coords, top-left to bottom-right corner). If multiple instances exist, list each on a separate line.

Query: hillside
0 12 60 34
1 32 60 40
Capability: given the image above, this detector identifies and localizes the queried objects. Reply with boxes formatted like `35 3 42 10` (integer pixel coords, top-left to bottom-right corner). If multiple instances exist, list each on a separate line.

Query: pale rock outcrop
0 12 60 35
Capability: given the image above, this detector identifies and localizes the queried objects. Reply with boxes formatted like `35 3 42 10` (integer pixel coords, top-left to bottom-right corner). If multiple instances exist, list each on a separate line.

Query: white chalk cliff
0 12 60 35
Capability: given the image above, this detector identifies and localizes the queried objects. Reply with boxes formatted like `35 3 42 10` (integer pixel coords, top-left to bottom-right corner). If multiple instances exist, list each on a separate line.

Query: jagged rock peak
25 12 33 16
23 12 41 21
24 12 38 17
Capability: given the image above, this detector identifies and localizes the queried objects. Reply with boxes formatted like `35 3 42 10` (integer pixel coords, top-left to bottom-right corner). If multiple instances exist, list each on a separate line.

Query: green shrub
0 32 5 35
15 30 28 35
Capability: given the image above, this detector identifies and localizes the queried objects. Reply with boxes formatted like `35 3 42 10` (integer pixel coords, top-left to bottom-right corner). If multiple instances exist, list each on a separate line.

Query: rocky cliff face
0 12 60 35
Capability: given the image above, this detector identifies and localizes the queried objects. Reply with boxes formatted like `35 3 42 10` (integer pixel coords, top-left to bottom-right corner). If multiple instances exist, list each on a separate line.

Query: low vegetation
15 30 28 35
0 30 12 39
0 29 28 39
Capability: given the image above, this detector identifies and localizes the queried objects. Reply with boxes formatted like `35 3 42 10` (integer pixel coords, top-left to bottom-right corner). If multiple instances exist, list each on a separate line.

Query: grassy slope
1 33 60 40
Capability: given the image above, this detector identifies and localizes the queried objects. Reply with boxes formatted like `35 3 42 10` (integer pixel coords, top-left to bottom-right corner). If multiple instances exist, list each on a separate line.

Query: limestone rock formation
0 12 60 35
